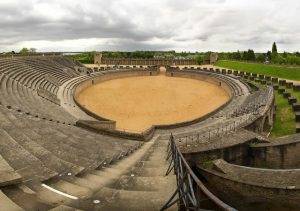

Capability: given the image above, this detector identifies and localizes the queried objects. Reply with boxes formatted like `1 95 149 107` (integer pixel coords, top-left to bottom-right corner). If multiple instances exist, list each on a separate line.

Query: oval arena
76 71 230 132
0 56 299 211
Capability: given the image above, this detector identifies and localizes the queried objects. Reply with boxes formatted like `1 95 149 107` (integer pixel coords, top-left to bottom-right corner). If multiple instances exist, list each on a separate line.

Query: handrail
161 134 237 211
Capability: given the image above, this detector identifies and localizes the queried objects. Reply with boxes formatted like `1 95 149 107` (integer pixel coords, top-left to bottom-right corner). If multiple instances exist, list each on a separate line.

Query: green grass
270 92 295 138
216 60 300 81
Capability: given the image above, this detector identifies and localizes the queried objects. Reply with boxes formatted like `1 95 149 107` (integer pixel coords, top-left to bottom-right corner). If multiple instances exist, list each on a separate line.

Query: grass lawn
216 60 300 81
270 92 295 138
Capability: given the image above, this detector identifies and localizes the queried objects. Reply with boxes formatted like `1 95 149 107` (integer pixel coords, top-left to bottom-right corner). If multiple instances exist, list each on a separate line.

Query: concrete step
49 205 83 211
93 187 177 211
0 190 25 211
4 129 85 176
129 166 167 177
2 185 51 211
46 180 93 199
0 154 22 187
107 175 176 191
0 129 58 181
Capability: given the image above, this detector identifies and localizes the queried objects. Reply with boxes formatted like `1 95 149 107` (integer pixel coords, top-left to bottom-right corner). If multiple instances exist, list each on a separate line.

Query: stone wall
94 54 196 66
198 160 300 210
73 69 234 141
250 134 300 169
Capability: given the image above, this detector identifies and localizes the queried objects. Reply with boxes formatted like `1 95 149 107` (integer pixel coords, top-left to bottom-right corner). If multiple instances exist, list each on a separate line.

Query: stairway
1 135 177 211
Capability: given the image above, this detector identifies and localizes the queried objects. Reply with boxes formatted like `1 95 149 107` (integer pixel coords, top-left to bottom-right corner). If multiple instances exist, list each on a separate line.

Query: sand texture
77 75 229 132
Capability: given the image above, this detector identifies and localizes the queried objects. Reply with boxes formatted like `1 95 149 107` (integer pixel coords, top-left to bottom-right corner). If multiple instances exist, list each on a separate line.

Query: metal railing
161 134 237 211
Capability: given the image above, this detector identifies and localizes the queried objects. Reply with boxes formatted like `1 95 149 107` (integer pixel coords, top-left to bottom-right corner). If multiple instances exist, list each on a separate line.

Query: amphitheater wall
76 120 155 141
73 70 159 141
184 140 255 166
73 69 233 141
245 102 275 134
74 70 157 120
198 166 300 210
165 71 233 98
250 136 300 169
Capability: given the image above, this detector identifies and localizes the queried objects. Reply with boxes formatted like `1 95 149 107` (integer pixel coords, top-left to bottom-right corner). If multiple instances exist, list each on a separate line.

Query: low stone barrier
251 133 300 168
271 77 278 83
293 84 300 91
198 159 300 210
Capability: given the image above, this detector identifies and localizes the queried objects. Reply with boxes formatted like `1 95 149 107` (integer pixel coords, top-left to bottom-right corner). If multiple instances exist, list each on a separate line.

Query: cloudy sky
0 0 299 52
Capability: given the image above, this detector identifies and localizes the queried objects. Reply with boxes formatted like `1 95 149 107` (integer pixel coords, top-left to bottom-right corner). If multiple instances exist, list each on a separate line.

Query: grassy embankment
216 60 296 138
216 60 300 81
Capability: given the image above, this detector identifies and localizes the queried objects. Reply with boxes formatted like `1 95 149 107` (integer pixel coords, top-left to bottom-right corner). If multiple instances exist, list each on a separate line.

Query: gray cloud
0 0 299 52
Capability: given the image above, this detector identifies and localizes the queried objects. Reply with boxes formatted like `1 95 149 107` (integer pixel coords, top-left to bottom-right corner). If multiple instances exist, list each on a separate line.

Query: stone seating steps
58 73 104 121
0 136 176 211
233 87 272 117
0 58 76 89
197 69 249 96
160 93 248 137
0 154 22 187
0 128 58 181
200 68 249 96
0 190 24 211
0 106 140 183
0 77 76 124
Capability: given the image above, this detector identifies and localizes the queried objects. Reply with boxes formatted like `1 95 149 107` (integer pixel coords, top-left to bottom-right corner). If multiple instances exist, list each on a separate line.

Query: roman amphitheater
0 55 299 211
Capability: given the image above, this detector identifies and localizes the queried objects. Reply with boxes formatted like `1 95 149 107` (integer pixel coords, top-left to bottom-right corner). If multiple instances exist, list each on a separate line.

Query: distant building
94 52 196 66
94 52 103 64
210 53 218 64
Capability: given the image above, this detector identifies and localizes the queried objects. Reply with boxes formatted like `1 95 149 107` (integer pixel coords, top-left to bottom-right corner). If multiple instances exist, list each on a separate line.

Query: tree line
218 42 300 65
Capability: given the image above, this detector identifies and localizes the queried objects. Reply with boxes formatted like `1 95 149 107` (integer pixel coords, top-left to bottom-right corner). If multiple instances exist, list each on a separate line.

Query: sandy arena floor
77 74 229 132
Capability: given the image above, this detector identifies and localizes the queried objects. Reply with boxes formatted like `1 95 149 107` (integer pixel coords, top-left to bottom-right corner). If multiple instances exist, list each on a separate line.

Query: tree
271 42 278 62
266 51 272 61
195 54 204 65
256 54 265 63
231 51 241 60
29 48 37 53
272 42 278 55
247 49 255 61
19 47 29 55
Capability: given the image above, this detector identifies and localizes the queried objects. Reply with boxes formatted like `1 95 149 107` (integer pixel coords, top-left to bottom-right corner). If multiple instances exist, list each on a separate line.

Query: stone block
272 77 278 83
273 84 279 90
227 69 232 74
265 76 271 81
296 122 300 133
286 82 293 88
288 96 297 105
278 88 285 94
293 85 300 91
292 103 300 111
283 92 291 98
295 111 300 122
279 80 286 86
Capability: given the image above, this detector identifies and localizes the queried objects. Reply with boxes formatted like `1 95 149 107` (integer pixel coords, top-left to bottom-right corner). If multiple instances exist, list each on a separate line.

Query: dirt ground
77 74 229 132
